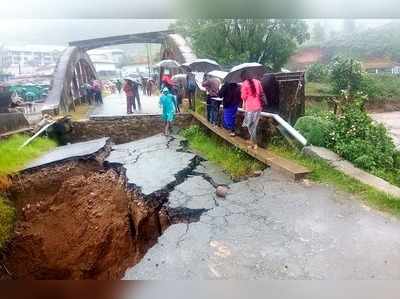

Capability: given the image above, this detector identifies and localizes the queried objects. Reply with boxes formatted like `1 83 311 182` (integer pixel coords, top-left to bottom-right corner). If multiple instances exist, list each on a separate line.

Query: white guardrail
196 97 308 147
237 107 308 147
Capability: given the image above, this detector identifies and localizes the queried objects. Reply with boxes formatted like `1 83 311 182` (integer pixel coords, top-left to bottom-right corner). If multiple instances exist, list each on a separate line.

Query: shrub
295 116 334 146
327 96 398 171
306 63 330 82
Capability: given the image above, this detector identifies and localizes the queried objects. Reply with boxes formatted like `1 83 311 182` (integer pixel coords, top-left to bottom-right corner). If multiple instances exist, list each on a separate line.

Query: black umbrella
187 59 221 73
224 63 267 83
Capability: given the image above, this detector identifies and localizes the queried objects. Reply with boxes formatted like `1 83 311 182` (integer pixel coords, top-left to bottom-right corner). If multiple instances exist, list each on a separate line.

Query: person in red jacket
240 70 264 150
123 79 135 114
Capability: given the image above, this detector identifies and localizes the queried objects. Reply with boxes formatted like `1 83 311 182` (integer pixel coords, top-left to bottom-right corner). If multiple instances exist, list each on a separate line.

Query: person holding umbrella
131 79 142 111
219 82 241 136
202 73 221 127
123 78 135 114
159 87 176 136
240 70 264 150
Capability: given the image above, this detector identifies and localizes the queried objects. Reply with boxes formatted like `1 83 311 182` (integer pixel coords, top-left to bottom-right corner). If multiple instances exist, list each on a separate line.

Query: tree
312 22 325 43
172 19 309 71
330 56 364 96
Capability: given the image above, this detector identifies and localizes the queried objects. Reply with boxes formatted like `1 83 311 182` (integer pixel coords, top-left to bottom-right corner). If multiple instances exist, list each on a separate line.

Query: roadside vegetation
299 58 400 188
306 58 400 103
181 125 264 180
0 134 56 250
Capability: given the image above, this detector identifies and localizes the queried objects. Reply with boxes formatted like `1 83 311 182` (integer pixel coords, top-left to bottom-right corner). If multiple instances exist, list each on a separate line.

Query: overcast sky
0 18 396 46
0 19 174 46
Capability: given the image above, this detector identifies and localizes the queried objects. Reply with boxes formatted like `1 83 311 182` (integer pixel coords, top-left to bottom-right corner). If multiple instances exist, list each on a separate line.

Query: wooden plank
191 112 310 181
0 127 32 139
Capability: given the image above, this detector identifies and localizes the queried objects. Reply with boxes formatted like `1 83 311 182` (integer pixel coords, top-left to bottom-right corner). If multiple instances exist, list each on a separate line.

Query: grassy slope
306 76 400 102
306 82 333 97
182 126 264 180
0 134 56 250
0 134 56 176
269 143 400 218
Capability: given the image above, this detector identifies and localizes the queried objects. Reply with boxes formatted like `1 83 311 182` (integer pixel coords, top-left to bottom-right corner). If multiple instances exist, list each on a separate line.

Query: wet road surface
371 111 400 149
125 168 400 279
91 91 161 117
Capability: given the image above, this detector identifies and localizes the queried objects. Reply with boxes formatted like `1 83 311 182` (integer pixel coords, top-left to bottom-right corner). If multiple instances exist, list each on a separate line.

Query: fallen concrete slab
24 137 109 171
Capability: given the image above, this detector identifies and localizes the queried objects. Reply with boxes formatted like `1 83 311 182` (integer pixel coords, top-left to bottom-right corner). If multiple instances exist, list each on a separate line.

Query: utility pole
146 43 151 79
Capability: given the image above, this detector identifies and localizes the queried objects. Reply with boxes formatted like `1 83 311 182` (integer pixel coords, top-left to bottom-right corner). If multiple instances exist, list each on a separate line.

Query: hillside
322 21 400 61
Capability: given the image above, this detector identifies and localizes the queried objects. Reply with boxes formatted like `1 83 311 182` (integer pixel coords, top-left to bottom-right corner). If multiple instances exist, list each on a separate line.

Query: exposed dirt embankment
0 159 169 279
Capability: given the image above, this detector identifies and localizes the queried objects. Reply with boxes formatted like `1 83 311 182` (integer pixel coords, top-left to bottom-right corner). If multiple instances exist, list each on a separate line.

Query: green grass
0 134 56 176
0 196 15 250
194 95 206 116
306 76 400 102
0 134 56 250
306 82 333 97
269 141 400 217
62 103 92 121
305 100 332 116
366 74 400 102
182 125 264 180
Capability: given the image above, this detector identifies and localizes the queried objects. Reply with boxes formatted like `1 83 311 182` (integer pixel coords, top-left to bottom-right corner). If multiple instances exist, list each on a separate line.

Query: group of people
156 70 267 149
121 68 268 147
202 71 265 150
80 80 103 105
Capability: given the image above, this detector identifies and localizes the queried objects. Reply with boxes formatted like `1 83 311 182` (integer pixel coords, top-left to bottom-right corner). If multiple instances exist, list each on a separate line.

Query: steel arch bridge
44 30 197 113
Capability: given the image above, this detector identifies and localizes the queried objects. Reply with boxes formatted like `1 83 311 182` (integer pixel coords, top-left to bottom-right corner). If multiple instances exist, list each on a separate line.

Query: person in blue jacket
159 87 176 136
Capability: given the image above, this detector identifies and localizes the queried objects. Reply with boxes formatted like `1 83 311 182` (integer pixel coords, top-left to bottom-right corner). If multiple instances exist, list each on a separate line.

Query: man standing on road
186 72 197 110
123 79 135 114
132 79 142 111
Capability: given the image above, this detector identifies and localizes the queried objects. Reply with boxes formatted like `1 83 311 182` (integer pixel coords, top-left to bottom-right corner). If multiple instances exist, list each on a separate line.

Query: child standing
159 87 176 136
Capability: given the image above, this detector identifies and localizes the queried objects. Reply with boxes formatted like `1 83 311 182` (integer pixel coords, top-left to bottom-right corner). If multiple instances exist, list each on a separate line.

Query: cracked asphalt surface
25 134 400 279
125 164 400 279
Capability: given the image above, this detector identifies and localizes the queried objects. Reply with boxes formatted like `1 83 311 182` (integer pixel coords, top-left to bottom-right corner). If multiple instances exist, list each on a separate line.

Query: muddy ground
1 158 168 279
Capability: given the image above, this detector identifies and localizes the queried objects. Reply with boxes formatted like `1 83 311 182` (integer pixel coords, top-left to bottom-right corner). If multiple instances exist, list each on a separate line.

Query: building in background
1 44 65 77
1 45 65 68
87 48 124 78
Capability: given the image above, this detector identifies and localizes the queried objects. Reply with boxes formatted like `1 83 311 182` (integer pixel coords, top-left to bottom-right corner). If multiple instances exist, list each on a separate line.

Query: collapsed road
2 134 400 279
0 134 226 279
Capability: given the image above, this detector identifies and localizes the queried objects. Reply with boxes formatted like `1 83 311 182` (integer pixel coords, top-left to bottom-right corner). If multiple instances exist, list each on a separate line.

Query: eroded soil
1 160 168 279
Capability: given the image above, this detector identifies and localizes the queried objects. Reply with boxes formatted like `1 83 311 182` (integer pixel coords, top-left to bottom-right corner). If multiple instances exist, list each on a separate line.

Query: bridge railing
194 99 307 147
